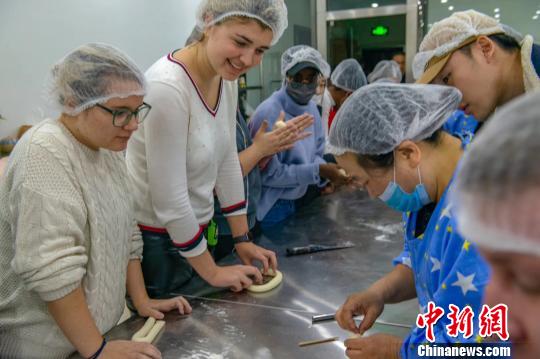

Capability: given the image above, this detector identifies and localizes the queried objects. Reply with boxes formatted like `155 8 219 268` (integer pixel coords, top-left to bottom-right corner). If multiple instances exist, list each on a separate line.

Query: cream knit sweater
0 119 143 358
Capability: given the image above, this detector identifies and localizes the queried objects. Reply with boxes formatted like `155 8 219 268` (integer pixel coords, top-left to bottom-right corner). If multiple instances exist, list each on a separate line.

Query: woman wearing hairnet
0 44 190 358
414 10 539 122
456 91 540 359
330 84 490 358
182 27 314 260
367 58 478 142
327 58 367 130
248 45 349 227
126 0 291 297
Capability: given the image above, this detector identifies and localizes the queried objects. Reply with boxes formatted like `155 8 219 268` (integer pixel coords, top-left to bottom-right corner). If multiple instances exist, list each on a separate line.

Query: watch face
233 233 252 244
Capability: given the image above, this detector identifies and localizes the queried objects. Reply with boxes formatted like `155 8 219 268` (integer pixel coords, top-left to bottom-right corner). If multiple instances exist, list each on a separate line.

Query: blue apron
393 136 491 357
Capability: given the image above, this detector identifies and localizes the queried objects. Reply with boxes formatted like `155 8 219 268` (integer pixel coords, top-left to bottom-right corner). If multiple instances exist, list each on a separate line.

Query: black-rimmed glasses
95 102 152 127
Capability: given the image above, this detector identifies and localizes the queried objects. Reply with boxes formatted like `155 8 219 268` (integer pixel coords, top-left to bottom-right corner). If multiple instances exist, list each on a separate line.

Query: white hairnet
367 60 402 84
500 23 524 43
281 45 331 79
195 0 288 45
456 91 540 257
330 59 367 92
48 43 146 116
328 83 461 155
185 26 203 46
413 10 504 82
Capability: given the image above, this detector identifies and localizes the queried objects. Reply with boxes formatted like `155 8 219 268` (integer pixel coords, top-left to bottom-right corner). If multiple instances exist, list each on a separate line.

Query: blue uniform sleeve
393 213 412 268
443 110 479 138
400 225 491 358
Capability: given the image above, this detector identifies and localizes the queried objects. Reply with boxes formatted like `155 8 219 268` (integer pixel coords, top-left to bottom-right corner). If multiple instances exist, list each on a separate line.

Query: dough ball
274 120 287 129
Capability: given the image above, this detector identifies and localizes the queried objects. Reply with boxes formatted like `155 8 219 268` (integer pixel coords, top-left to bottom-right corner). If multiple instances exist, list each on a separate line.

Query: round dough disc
247 270 283 293
274 120 287 129
338 168 347 176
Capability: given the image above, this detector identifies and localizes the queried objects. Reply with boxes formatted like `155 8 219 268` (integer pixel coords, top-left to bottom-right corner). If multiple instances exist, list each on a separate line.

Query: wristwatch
232 232 253 244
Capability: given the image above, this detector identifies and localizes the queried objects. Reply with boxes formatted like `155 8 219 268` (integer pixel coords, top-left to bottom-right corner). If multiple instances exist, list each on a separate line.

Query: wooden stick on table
298 336 339 347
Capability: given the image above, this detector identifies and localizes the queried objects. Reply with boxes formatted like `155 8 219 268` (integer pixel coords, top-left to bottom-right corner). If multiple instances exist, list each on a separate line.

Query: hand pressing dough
247 269 283 293
132 317 166 343
274 120 287 129
338 169 348 177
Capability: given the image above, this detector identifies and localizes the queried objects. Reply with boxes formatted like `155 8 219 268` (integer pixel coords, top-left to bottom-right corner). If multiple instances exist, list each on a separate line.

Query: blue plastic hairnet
195 0 288 45
281 45 331 79
330 58 367 92
328 83 462 155
367 60 402 84
48 43 146 116
456 91 540 257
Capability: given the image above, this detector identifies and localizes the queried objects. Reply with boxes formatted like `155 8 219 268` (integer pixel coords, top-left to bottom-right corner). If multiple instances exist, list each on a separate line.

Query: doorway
327 14 406 75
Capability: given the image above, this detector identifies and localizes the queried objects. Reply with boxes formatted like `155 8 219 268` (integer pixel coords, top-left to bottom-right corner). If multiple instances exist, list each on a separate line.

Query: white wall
0 0 201 137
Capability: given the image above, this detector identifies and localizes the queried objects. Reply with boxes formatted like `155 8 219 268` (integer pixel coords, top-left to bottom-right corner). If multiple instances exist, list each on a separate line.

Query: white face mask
312 88 335 108
326 88 336 107
312 93 323 106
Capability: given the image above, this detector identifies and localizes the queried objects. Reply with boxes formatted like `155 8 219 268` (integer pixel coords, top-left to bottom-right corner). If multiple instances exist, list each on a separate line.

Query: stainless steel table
77 189 419 358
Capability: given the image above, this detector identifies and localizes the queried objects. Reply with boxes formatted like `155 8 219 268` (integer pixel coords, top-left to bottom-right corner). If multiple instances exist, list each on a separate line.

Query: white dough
247 270 283 293
338 168 347 176
135 320 165 343
132 317 166 343
132 317 155 340
274 120 287 129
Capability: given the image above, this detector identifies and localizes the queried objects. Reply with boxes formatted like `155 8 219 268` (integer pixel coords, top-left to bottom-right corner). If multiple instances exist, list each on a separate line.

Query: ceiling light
536 10 540 14
448 6 454 11
534 15 539 20
371 3 379 8
441 0 448 3
494 8 500 13
494 13 500 19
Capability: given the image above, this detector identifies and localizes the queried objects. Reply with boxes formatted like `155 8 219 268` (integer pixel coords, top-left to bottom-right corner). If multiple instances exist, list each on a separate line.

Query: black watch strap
232 233 252 244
